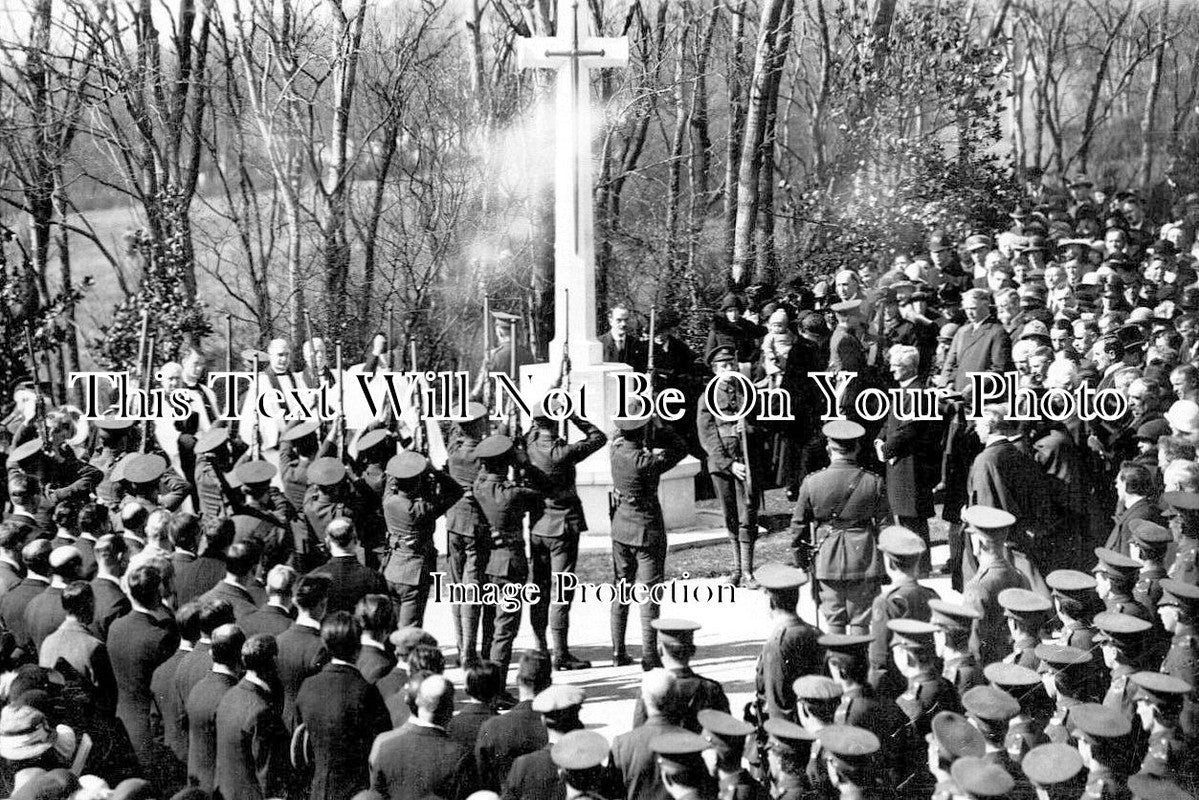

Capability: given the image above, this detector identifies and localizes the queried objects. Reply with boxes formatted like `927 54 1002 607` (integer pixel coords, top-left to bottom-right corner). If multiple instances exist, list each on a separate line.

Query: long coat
214 678 287 800
940 316 1012 392
878 383 941 518
473 700 547 792
276 623 327 732
109 610 180 768
294 662 392 800
186 671 238 791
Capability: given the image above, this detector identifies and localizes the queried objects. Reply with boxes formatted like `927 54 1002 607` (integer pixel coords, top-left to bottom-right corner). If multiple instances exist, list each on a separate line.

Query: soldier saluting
443 401 491 668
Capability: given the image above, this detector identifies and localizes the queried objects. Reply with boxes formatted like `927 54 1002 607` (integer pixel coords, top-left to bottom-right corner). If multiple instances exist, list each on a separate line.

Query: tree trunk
664 15 690 284
1137 0 1168 190
722 0 748 265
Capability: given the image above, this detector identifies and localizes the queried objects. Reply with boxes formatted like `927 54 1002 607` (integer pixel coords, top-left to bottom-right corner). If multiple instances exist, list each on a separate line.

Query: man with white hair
240 338 310 476
938 289 1012 393
610 669 688 800
875 345 938 553
370 673 470 800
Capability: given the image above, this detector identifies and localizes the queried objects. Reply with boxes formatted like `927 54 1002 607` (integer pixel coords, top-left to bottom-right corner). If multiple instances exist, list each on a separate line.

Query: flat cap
650 618 700 638
887 619 938 651
929 599 982 632
878 526 927 557
124 453 167 484
94 418 135 432
355 429 392 454
830 299 862 315
821 420 865 442
754 563 808 591
1046 569 1097 594
965 234 994 252
1127 774 1194 800
697 709 753 741
650 730 709 765
984 662 1041 692
532 684 585 713
307 457 347 487
1021 743 1084 787
960 505 1016 532
281 421 320 442
49 546 82 570
961 685 1020 722
386 451 428 480
705 345 736 366
1158 578 1199 607
1093 547 1142 577
234 460 277 485
762 718 814 754
930 711 985 760
1130 520 1173 548
550 730 608 770
1135 418 1172 441
999 587 1052 618
1161 491 1199 512
793 675 842 702
1069 703 1131 739
474 435 514 460
951 757 1015 798
1093 611 1152 642
818 725 879 759
1131 672 1192 702
1035 643 1092 668
817 633 872 657
8 440 42 465
195 427 231 453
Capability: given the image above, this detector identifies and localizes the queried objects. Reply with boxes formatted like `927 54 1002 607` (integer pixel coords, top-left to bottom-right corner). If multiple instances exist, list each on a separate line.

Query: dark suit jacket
940 316 1013 392
306 556 387 615
0 559 24 598
474 700 547 791
198 580 260 621
90 575 130 641
239 603 295 638
38 618 117 709
175 555 226 607
501 745 561 800
610 717 685 800
371 724 472 800
150 647 192 763
1106 497 1165 556
295 662 392 800
356 644 395 684
447 701 495 763
23 584 65 652
879 382 940 518
214 678 286 800
109 610 180 766
187 670 239 791
0 575 47 652
277 623 327 732
599 332 648 372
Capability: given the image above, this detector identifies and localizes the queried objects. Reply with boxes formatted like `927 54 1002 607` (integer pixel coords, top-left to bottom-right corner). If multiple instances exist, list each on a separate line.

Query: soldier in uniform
1161 491 1199 585
961 685 1025 791
791 420 889 635
820 632 913 788
120 453 189 514
754 563 821 725
961 505 1030 666
443 401 490 668
650 730 719 800
608 416 687 668
888 619 962 738
347 428 393 568
7 437 103 508
279 420 337 571
1156 578 1199 741
233 459 297 570
999 588 1053 669
1130 671 1194 780
524 401 607 669
927 711 986 800
697 345 762 588
90 419 138 510
1036 643 1097 744
381 450 463 627
1095 612 1154 717
1094 547 1157 624
697 710 762 800
1046 569 1103 651
867 526 939 696
760 718 816 800
194 428 245 521
1071 703 1135 800
632 619 729 732
949 756 1015 800
548 729 610 800
501 684 586 800
1020 743 1086 800
1129 520 1172 612
817 725 886 800
929 600 984 696
472 434 542 686
303 457 367 546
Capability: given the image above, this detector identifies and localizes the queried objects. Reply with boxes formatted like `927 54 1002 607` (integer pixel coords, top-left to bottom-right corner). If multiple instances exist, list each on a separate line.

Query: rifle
646 305 656 448
387 305 396 372
559 289 570 441
482 295 493 412
22 324 51 452
335 342 346 459
136 309 149 389
410 339 425 455
141 334 157 453
508 316 518 436
251 351 262 460
225 314 233 374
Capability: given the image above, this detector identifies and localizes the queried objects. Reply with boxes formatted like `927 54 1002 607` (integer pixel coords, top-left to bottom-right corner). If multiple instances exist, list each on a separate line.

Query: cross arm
516 36 629 69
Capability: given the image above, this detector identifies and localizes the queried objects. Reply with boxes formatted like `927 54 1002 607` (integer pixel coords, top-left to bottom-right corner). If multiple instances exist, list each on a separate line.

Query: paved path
422 544 960 740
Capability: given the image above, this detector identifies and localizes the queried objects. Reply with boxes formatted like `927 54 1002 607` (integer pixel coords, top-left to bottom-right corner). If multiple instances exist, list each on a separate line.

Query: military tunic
867 578 939 690
382 468 463 627
443 431 490 664
963 555 1029 666
755 612 821 724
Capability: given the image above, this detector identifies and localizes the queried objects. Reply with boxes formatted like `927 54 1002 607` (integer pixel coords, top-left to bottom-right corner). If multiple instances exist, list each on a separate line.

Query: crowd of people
0 178 1197 800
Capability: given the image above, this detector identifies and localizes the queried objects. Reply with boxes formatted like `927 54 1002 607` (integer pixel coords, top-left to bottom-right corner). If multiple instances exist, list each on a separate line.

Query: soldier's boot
610 605 634 666
459 605 481 668
726 536 743 587
552 624 590 670
740 540 758 590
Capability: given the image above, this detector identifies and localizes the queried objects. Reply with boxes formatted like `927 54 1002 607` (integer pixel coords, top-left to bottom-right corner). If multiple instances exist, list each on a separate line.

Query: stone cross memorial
517 0 699 535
